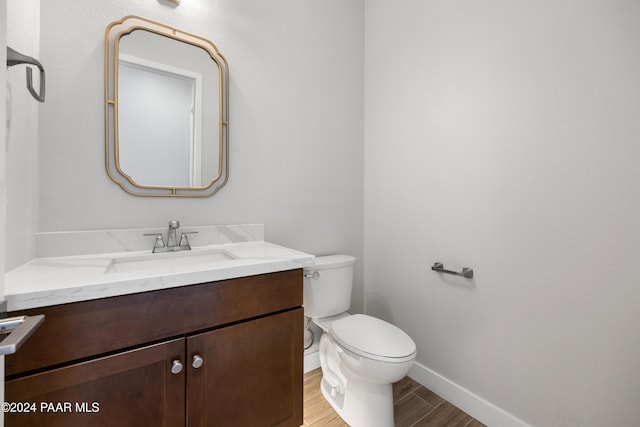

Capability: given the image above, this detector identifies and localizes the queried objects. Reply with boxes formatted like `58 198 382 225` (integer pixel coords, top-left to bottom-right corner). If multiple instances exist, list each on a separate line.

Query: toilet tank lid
307 255 356 270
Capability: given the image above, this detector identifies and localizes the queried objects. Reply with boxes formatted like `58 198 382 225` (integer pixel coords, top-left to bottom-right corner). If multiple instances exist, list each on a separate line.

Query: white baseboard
408 361 530 427
304 350 320 373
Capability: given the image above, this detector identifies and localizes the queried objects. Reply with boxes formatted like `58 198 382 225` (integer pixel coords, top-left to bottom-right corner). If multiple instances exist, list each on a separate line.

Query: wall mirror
105 16 229 197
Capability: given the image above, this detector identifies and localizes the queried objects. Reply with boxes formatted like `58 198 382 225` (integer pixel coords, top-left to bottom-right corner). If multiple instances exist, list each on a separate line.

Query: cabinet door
187 308 303 427
5 339 185 427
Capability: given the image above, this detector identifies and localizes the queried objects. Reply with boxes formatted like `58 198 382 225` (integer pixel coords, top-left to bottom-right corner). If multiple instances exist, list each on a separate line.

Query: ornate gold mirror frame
105 16 229 197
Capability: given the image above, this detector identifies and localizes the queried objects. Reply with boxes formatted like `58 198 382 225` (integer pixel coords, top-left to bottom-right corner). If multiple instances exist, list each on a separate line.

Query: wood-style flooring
302 368 486 427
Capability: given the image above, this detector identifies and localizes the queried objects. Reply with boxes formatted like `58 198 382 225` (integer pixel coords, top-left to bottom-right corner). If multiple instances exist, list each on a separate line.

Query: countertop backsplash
34 224 265 258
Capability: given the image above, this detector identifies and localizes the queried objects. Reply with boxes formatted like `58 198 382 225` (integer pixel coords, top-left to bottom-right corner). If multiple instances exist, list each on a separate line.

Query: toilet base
321 373 394 427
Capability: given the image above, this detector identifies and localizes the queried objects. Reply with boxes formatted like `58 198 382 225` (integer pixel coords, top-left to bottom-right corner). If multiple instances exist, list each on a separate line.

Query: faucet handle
179 231 198 249
143 233 166 252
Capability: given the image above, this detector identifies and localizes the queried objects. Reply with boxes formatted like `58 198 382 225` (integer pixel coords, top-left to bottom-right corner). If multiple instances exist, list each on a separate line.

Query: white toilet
304 255 416 427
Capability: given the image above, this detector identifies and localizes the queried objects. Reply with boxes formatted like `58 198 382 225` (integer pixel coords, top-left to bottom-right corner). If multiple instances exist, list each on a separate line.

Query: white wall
364 1 640 426
6 0 365 310
5 0 39 271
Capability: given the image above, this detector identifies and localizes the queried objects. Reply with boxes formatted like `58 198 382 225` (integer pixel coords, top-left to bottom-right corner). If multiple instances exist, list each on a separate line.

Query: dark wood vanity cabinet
4 270 304 427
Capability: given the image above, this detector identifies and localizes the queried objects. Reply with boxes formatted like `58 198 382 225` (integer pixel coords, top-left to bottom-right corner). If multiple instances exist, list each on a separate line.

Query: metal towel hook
6 46 46 103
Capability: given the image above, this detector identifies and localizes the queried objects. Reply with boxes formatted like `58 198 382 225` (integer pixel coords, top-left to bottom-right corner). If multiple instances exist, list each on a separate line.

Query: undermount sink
106 249 235 274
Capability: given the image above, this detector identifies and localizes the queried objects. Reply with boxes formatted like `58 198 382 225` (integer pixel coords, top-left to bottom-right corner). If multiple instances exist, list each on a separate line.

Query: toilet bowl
304 256 417 427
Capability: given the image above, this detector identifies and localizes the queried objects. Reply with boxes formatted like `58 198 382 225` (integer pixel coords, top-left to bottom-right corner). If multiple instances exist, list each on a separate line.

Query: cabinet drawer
6 269 302 377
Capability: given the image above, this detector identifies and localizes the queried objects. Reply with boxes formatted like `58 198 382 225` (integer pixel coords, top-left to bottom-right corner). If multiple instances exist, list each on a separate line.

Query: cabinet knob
192 354 204 369
171 359 183 374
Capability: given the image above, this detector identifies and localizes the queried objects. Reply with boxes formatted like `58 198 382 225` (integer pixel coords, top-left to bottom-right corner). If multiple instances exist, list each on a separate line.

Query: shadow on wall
365 292 395 323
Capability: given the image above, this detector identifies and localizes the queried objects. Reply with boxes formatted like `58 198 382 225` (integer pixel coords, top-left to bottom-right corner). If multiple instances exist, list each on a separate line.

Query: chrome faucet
144 220 197 253
167 220 180 248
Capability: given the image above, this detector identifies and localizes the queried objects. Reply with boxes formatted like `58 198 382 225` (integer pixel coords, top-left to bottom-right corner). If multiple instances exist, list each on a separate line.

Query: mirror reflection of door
116 26 221 190
118 56 202 187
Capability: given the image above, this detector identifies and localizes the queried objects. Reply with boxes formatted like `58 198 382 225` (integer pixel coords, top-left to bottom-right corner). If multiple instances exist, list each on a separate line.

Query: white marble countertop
5 241 315 311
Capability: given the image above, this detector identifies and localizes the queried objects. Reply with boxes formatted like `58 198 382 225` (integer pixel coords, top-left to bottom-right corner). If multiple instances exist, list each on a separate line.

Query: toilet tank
303 255 356 318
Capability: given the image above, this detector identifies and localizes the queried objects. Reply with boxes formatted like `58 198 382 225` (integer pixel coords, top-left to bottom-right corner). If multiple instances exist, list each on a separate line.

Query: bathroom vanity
3 228 313 427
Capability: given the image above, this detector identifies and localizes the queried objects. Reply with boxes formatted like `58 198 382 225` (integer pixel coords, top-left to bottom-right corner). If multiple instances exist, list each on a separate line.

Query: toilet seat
330 314 416 363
